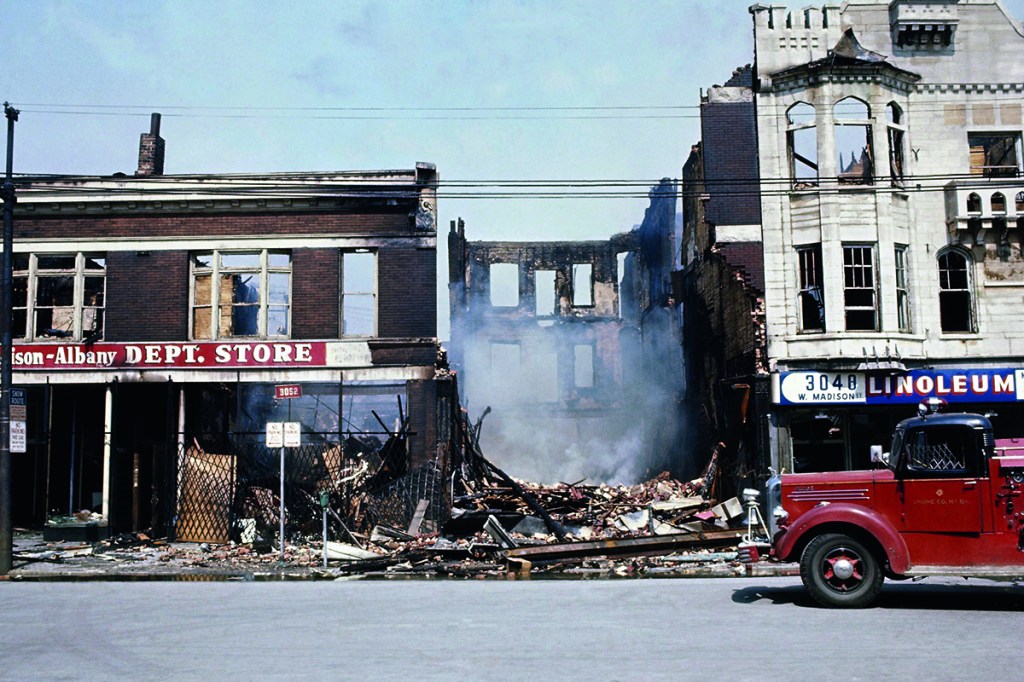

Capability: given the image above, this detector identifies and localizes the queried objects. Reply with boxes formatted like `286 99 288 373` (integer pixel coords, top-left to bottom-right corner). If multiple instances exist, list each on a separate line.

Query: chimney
136 113 165 176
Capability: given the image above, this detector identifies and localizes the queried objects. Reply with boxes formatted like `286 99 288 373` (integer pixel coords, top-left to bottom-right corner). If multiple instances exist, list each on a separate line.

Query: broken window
574 344 594 388
534 269 556 316
886 102 906 185
938 248 975 333
342 250 376 336
969 133 1021 177
797 245 825 332
489 262 519 308
12 253 105 341
834 97 873 184
616 252 629 319
787 102 818 187
191 250 291 339
895 245 911 333
843 244 878 331
572 263 593 307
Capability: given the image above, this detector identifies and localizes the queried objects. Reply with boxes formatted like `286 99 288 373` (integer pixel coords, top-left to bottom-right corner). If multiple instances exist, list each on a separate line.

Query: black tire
799 533 883 608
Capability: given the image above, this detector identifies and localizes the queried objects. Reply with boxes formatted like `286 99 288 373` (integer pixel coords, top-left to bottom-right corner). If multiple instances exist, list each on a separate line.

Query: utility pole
0 102 19 575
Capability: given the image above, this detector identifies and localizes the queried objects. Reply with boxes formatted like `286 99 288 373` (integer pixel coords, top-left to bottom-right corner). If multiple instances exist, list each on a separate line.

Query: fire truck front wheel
800 533 884 608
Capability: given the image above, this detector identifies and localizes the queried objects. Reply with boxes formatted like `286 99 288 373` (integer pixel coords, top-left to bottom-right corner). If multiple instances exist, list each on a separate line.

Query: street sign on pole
9 388 25 453
284 422 301 447
266 422 283 448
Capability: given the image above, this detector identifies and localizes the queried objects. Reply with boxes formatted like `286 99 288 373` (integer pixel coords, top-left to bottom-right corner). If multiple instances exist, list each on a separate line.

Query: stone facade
751 0 1024 473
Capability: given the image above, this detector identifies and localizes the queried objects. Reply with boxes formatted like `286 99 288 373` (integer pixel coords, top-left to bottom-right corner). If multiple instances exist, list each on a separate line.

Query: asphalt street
1 575 1021 681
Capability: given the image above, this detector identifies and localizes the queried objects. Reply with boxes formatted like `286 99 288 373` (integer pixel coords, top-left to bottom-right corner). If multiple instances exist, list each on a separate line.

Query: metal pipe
0 103 18 574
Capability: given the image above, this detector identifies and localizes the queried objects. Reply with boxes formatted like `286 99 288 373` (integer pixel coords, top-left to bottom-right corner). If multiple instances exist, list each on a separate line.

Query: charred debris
17 401 756 578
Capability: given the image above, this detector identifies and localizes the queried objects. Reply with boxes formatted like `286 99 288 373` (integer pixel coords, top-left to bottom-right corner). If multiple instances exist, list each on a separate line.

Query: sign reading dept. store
7 341 372 371
775 368 1024 406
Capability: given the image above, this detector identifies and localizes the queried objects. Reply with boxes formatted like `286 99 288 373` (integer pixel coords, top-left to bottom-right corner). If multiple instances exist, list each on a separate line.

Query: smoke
458 285 688 486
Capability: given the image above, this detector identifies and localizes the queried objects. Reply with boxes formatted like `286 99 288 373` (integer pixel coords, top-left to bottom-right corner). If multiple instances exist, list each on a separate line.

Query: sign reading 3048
777 371 867 405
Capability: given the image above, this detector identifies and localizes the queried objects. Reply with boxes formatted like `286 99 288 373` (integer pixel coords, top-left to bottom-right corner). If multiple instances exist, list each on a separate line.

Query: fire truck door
898 425 983 534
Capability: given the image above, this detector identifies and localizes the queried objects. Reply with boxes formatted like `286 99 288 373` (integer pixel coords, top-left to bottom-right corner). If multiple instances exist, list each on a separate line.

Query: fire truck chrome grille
788 488 870 501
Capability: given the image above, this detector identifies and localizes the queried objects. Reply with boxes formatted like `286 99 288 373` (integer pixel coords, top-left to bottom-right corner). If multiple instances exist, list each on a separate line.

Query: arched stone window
886 102 906 184
787 102 818 187
834 97 873 184
937 248 975 333
966 192 982 214
991 192 1006 214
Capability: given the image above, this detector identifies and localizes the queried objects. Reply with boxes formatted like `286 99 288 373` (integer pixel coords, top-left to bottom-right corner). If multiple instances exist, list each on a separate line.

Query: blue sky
3 0 1023 337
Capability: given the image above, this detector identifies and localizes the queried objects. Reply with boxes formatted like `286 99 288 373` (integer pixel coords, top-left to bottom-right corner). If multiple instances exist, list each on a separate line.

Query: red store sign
8 341 329 370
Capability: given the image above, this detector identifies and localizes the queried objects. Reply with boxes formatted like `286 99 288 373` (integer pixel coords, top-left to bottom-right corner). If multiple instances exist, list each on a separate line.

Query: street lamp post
0 102 19 575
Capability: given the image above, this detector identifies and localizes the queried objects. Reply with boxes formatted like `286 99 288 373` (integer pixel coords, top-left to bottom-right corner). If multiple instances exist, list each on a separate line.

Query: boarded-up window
968 133 1020 177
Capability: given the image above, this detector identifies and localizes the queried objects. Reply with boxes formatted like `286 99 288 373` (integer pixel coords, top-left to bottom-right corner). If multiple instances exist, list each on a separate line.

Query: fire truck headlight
742 488 760 505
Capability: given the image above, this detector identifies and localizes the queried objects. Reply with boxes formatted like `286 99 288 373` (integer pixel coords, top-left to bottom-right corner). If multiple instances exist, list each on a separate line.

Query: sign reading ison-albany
775 368 1024 406
6 341 372 371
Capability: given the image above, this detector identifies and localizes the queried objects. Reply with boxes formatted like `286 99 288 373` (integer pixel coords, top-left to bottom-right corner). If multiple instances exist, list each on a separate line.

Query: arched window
966 192 982 214
991 192 1006 214
886 102 906 184
787 103 818 187
834 97 873 184
937 248 975 333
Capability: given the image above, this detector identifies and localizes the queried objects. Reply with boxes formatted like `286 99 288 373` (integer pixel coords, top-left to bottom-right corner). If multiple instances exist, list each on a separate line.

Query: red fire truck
766 399 1024 607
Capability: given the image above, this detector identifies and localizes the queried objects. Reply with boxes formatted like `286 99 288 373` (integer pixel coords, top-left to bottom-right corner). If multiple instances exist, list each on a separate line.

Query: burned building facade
8 116 453 541
679 64 771 496
448 181 686 484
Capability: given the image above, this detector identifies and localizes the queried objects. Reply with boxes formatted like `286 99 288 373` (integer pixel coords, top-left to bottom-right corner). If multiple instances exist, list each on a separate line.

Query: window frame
13 252 106 342
341 249 377 337
796 244 825 333
937 247 976 334
786 102 819 188
886 102 907 186
834 97 874 185
189 249 292 340
842 243 879 331
894 244 912 333
968 132 1022 178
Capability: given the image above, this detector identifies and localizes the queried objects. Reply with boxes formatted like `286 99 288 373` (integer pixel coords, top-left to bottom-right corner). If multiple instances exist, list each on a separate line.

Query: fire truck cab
768 400 1024 607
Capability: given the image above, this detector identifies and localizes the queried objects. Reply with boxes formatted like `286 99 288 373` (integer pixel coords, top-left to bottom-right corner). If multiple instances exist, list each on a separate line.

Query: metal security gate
174 434 454 544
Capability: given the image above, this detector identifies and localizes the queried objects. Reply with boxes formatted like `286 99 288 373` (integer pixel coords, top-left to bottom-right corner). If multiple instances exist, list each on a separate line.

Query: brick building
8 116 450 539
679 65 770 495
687 0 1024 481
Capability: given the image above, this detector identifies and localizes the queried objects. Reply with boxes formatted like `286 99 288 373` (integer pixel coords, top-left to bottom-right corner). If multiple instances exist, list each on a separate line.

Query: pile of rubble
11 465 761 579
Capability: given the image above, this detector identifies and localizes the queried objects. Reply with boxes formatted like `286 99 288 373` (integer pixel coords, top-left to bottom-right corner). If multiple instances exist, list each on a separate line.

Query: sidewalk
4 530 800 582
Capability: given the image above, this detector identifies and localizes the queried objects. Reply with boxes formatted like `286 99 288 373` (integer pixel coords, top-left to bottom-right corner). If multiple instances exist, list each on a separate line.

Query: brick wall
291 248 340 338
378 247 437 338
105 250 189 341
701 101 761 227
16 210 414 241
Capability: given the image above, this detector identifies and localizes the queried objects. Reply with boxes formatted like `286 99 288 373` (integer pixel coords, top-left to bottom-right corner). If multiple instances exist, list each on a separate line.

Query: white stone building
750 1 1024 472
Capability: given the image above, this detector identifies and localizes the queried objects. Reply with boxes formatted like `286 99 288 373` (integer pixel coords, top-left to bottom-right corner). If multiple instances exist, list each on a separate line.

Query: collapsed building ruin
447 180 692 484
